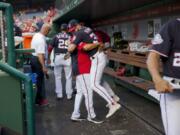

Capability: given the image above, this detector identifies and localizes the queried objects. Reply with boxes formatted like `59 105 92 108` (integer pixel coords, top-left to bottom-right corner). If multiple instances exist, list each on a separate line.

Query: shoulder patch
151 34 164 45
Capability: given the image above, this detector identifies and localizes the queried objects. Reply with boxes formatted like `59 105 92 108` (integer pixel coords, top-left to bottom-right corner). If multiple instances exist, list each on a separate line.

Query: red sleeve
48 45 53 54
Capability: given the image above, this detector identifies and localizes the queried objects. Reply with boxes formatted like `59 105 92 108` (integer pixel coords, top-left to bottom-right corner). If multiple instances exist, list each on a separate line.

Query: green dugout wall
0 63 35 135
0 71 24 134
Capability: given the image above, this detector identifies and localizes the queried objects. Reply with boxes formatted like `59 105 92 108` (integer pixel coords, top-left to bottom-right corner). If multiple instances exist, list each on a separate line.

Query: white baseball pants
160 91 180 135
102 80 115 97
90 52 115 105
148 88 180 135
71 74 96 119
54 54 73 97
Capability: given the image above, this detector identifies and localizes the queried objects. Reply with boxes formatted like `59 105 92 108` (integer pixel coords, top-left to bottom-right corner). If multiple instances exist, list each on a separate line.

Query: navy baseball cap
68 19 79 32
60 23 68 31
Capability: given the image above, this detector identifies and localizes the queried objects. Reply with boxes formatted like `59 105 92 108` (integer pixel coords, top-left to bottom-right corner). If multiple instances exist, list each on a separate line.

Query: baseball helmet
60 23 68 31
68 19 79 32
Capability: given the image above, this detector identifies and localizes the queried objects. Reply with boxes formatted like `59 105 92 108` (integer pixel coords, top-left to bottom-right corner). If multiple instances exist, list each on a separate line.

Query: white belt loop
163 76 180 89
90 51 99 60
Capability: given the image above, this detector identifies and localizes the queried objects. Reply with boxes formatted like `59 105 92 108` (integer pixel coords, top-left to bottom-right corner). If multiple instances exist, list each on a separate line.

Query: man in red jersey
68 19 120 122
68 20 103 124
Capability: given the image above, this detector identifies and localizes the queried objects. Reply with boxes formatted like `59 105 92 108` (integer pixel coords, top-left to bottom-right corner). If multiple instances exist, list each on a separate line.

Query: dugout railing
0 2 35 135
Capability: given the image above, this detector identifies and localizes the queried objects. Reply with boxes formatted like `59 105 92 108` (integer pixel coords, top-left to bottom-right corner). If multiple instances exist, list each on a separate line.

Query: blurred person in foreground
147 18 180 135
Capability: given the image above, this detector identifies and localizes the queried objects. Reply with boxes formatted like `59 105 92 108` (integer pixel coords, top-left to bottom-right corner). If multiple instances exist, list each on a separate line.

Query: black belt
90 56 95 59
90 52 99 59
55 53 66 55
31 55 38 58
171 79 180 85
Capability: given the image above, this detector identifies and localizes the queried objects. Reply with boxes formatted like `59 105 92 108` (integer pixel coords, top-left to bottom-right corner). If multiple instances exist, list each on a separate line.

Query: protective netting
0 10 6 63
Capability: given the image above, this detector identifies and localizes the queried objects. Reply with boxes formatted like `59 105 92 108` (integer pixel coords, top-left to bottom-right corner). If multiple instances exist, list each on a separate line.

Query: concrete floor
35 70 164 135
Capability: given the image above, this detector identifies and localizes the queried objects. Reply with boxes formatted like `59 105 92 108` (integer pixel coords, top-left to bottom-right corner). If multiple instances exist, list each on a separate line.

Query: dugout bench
104 49 160 102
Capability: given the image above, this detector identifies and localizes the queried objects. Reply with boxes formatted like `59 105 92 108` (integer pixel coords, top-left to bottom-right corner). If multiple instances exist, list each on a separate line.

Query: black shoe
36 99 49 107
56 97 63 101
87 117 104 124
73 90 77 95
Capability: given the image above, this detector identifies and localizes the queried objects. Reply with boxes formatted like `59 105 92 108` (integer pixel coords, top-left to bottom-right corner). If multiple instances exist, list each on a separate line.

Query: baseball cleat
36 99 49 107
67 95 72 100
71 117 85 122
87 117 104 124
113 95 120 102
56 95 63 100
106 95 120 107
106 103 121 118
56 97 63 101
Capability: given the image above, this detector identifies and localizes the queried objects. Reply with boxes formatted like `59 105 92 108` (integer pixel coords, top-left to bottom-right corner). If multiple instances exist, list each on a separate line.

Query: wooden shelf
107 49 162 71
107 49 147 69
104 67 153 91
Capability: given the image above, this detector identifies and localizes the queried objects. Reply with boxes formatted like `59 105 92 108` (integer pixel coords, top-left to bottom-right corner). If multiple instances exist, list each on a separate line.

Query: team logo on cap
151 34 163 45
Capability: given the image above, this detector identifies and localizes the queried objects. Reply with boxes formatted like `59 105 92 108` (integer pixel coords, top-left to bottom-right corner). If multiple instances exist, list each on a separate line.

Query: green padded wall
0 70 24 134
